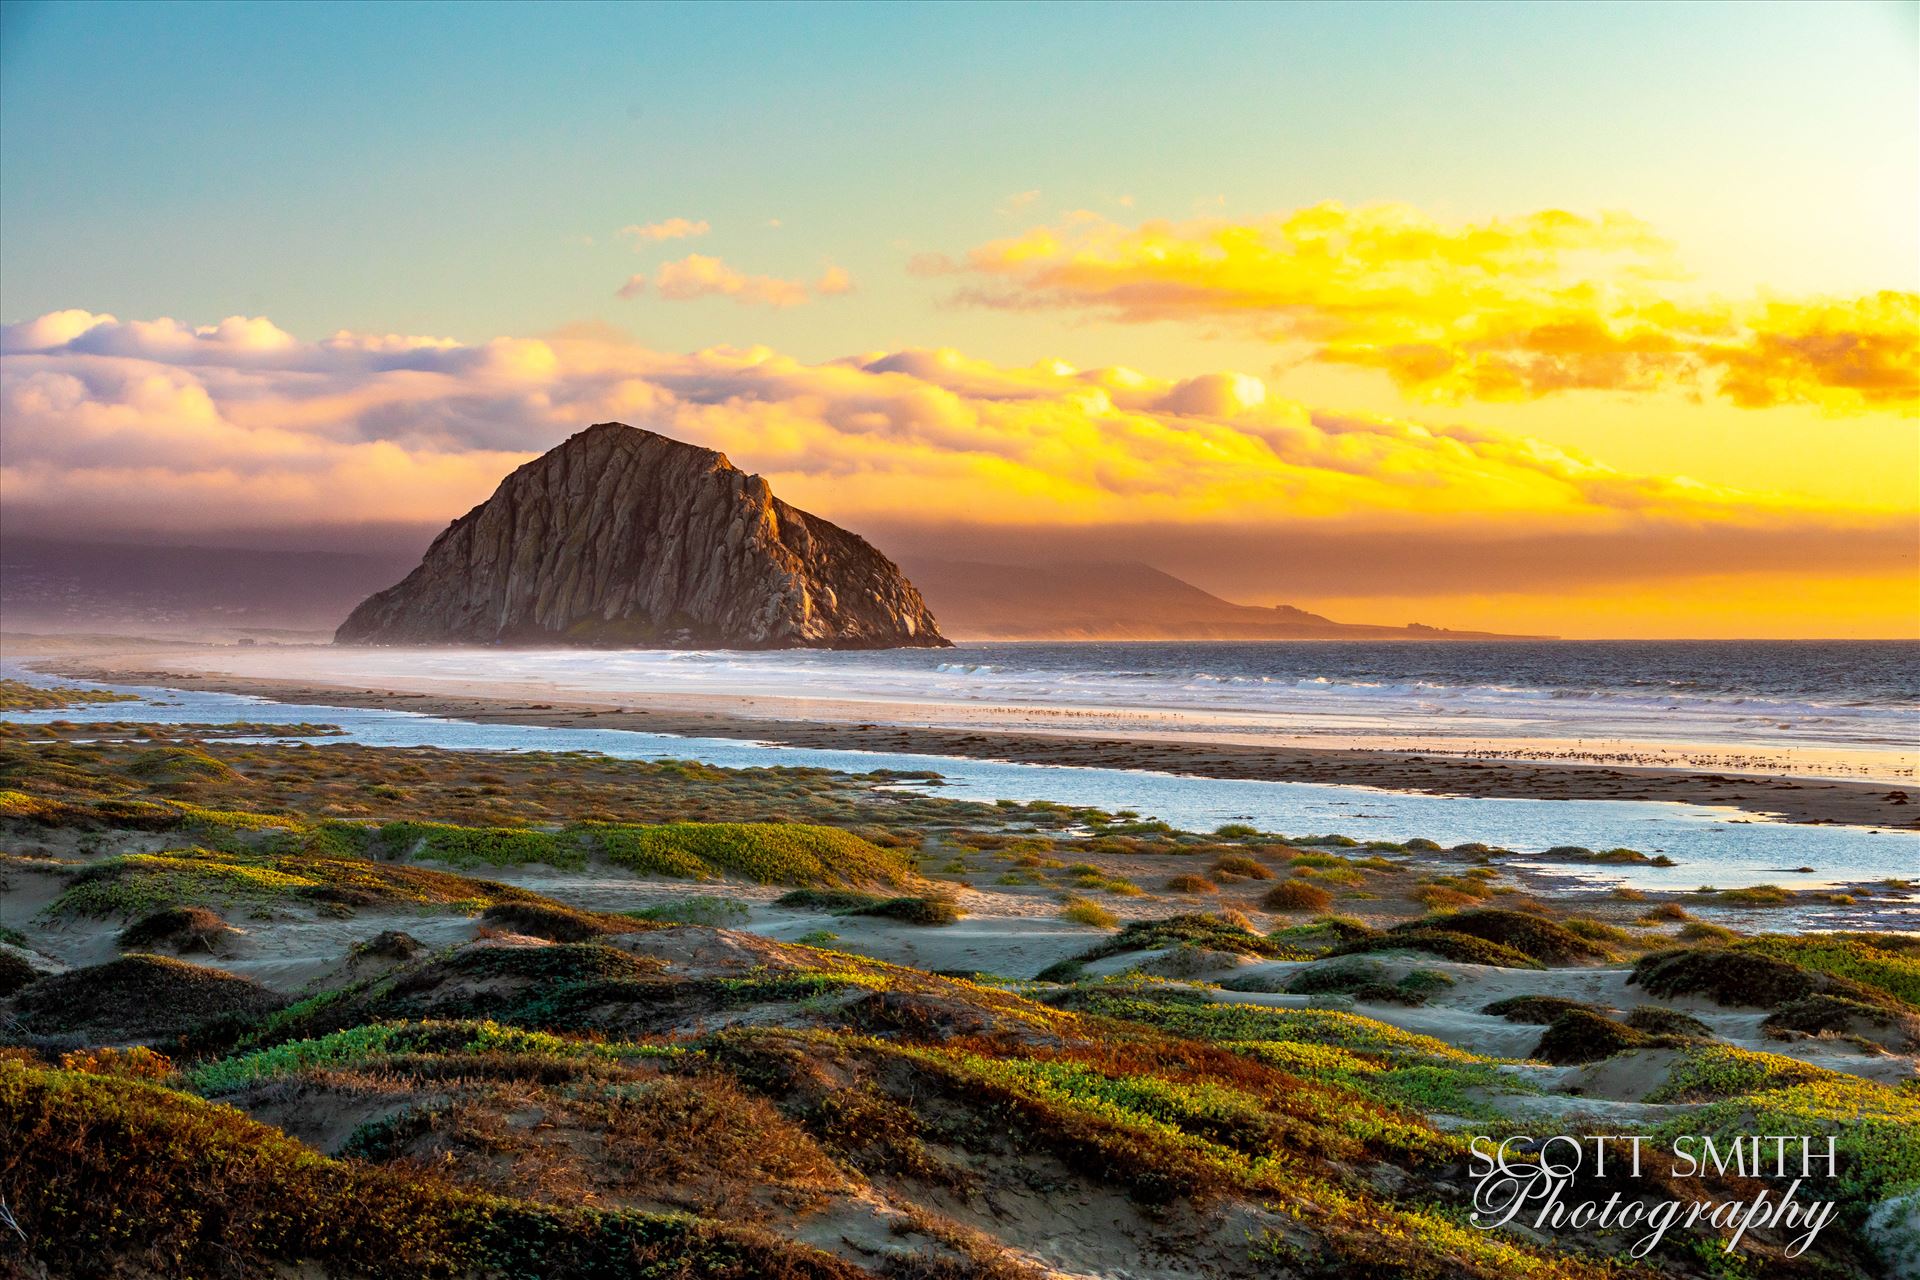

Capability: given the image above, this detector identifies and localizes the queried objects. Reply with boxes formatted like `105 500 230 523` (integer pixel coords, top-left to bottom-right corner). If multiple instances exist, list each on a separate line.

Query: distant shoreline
25 643 1916 832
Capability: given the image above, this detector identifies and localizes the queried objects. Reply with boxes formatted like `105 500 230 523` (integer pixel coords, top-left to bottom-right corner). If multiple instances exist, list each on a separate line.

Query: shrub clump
1762 993 1918 1048
774 889 960 925
123 746 240 786
1210 855 1274 881
587 821 913 888
1037 913 1301 980
1339 909 1602 970
852 895 960 926
1165 874 1218 894
1624 1005 1713 1038
1532 1010 1652 1064
1263 880 1333 913
1645 1044 1836 1103
1287 962 1452 1007
0 949 38 998
1338 928 1539 970
1059 899 1119 929
1481 995 1606 1025
9 954 283 1042
479 901 650 942
117 906 235 955
1629 946 1853 1009
1736 933 1920 1008
1402 909 1603 965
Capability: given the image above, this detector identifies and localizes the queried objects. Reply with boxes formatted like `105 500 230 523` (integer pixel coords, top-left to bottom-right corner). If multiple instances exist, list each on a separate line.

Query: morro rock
335 423 947 649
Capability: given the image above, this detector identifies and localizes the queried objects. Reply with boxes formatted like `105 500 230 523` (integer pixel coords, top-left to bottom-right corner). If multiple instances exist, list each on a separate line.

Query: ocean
283 639 1919 777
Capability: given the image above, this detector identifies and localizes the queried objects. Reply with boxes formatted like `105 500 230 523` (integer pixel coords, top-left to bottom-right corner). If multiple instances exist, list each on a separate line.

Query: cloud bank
922 203 1919 413
1 309 1905 613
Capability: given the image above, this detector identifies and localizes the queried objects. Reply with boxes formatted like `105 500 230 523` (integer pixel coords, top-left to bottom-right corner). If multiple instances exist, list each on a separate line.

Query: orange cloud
5 309 1911 632
1 307 1873 538
622 255 849 307
932 203 1919 413
619 217 709 243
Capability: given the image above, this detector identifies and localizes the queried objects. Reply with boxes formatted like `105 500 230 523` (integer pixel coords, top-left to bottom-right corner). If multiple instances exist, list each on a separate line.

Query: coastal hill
336 424 947 650
899 558 1550 640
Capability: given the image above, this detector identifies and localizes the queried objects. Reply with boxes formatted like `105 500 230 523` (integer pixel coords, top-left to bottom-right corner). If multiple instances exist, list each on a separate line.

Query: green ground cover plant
1645 1044 1840 1103
0 679 139 711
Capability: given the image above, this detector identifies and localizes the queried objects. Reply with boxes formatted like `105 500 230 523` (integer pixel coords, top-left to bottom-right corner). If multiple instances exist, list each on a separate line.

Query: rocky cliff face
335 423 947 649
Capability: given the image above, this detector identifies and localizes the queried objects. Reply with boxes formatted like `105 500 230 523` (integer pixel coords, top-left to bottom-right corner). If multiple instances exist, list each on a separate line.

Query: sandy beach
26 641 1915 831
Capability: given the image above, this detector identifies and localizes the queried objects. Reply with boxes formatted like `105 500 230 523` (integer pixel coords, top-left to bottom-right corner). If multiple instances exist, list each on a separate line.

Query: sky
1 0 1916 638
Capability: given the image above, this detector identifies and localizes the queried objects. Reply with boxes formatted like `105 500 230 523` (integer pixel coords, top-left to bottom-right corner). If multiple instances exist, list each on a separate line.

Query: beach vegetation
1531 1010 1652 1064
0 1058 861 1280
773 889 959 925
116 905 235 955
1481 995 1606 1024
1630 939 1915 1018
1623 1005 1713 1038
1714 883 1795 906
1262 880 1332 912
1653 1075 1920 1205
1210 854 1273 880
0 950 40 997
1734 933 1920 1007
7 953 283 1042
1344 908 1606 967
1059 898 1120 928
479 900 655 940
0 679 140 711
1285 961 1454 1007
583 821 914 887
1645 1043 1837 1103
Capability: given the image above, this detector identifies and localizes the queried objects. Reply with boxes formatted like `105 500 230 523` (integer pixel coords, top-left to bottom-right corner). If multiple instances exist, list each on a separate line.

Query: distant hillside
0 537 1546 643
899 559 1548 640
0 537 415 636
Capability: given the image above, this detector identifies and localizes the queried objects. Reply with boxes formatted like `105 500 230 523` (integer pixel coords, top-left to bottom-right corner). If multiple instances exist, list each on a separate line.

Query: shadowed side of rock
335 423 948 649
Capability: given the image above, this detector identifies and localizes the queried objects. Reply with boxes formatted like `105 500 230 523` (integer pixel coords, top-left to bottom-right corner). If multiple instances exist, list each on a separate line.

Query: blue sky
3 0 1913 363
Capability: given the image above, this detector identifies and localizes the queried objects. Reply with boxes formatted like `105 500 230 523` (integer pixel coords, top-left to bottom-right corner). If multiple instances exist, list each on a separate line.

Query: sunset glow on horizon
2 1 1915 638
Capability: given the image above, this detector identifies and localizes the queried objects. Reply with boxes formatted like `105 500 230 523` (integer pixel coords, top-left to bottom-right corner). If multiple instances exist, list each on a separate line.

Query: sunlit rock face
336 422 948 650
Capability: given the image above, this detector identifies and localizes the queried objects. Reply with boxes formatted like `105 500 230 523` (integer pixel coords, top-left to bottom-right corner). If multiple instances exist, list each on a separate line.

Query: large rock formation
335 424 947 649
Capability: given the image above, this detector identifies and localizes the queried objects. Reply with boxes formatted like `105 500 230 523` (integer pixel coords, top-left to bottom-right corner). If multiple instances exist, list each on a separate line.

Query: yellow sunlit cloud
2 309 1911 636
927 203 1920 414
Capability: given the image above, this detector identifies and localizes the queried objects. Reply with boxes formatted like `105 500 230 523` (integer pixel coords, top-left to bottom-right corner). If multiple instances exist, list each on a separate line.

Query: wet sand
34 649 1917 831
